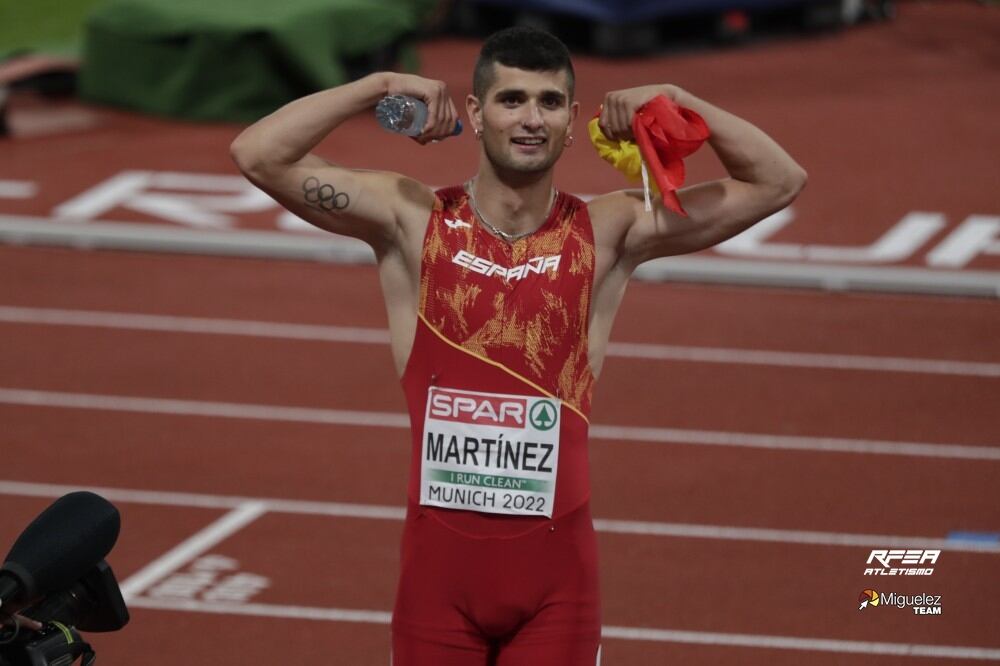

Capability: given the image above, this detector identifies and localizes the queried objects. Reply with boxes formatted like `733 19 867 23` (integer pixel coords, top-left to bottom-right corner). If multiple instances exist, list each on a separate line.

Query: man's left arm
594 84 807 267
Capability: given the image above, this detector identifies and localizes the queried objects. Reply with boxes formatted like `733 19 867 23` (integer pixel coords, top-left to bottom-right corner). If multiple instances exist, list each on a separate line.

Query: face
468 64 579 176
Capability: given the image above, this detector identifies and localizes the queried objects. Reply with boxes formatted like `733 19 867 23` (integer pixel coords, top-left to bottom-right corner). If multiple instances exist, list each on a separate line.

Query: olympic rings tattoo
302 176 350 212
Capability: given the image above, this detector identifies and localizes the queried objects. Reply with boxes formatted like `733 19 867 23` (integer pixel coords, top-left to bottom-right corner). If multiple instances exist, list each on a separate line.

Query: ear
569 99 580 128
466 94 483 134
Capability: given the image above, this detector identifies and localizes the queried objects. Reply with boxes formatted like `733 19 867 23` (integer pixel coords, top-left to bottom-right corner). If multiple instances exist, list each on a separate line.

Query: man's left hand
598 84 682 142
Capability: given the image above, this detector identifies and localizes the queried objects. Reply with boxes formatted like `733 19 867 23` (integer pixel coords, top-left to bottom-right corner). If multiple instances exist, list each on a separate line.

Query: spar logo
858 589 880 610
865 549 939 576
529 400 558 431
857 589 942 615
428 388 528 428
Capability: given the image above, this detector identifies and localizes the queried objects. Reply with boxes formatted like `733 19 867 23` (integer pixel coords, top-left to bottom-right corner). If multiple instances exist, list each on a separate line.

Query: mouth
510 137 547 148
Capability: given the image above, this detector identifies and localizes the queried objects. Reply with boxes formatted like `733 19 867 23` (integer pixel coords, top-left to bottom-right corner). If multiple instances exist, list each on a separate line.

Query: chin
506 151 562 174
483 141 564 175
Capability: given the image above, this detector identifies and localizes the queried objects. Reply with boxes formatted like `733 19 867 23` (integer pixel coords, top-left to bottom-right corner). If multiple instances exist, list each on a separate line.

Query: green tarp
79 0 436 122
0 0 108 60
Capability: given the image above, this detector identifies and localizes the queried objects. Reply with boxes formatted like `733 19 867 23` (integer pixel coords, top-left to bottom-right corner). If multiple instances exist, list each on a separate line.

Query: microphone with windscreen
0 491 120 613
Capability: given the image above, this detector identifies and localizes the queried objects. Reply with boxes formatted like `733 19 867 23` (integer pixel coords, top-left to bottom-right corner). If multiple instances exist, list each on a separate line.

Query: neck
469 163 556 238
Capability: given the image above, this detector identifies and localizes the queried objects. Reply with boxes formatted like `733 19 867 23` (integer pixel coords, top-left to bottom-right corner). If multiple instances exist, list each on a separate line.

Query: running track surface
2 3 999 665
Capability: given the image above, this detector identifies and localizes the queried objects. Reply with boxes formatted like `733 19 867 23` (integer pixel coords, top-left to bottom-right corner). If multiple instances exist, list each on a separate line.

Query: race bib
420 387 560 517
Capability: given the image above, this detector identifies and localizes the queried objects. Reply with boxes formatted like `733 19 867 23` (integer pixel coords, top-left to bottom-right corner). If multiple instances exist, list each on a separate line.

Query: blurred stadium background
2 0 900 123
1 1 998 665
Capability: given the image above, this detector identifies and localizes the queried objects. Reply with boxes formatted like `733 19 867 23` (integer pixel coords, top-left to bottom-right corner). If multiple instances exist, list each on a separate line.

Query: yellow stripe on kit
419 313 590 424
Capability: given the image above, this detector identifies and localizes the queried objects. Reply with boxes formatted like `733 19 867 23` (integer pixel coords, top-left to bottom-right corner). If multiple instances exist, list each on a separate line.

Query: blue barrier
466 0 826 24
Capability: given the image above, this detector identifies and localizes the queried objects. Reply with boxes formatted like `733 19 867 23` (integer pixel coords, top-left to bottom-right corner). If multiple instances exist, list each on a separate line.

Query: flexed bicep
228 72 447 252
614 176 799 264
240 154 434 251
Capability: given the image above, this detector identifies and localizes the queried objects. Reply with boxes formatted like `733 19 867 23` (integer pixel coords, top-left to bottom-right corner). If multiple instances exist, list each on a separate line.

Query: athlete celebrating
231 26 806 666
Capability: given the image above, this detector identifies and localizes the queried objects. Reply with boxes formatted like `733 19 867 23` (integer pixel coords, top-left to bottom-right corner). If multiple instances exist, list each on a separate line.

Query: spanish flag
589 94 710 216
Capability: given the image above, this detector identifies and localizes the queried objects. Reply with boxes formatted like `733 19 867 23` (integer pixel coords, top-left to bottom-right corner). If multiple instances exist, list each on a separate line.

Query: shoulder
586 190 637 223
432 184 469 214
585 190 642 251
356 171 437 261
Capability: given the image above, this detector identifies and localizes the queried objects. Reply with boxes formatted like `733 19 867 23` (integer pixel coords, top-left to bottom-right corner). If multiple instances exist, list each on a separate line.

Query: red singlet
392 185 601 665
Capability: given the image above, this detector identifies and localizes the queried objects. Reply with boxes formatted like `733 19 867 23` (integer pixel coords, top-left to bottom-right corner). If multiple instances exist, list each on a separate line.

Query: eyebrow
493 88 567 102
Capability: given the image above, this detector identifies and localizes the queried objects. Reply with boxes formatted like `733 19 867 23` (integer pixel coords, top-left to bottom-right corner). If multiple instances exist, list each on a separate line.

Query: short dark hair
473 26 575 100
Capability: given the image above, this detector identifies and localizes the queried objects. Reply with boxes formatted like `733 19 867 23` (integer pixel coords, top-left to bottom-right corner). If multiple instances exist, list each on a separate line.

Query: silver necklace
466 180 556 243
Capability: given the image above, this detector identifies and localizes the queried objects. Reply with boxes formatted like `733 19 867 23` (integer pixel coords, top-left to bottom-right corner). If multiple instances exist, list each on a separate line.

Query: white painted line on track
3 215 999 298
635 253 1000 299
0 387 410 429
2 480 998 553
129 596 393 624
0 215 375 262
0 306 390 344
605 340 1000 378
600 625 1000 660
585 423 1000 460
0 181 38 199
589 518 1000 551
2 305 998 377
119 501 268 600
124 597 1000 660
2 387 998 461
0 480 406 520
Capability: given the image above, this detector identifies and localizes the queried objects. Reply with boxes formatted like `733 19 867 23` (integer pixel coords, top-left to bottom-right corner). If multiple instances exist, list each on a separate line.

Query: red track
1 3 998 664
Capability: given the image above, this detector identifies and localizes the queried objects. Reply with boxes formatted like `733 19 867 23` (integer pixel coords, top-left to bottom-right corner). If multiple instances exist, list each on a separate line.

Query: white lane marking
2 387 998 461
599 625 1000 660
0 388 409 429
125 597 1000 660
129 597 392 624
119 502 268 600
1 480 998 554
586 423 1000 460
3 215 999 298
0 181 38 199
1 305 998 377
590 518 999 551
0 305 389 344
606 340 1000 377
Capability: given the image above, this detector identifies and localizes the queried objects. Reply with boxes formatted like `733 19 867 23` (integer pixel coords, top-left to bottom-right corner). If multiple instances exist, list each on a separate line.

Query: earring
565 134 574 147
474 128 482 140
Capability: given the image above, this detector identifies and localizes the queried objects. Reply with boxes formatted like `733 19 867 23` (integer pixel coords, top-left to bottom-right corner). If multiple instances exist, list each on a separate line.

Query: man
231 26 805 666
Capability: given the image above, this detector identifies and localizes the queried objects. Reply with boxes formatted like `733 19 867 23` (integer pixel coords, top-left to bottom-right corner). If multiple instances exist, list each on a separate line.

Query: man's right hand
383 73 461 145
231 72 438 250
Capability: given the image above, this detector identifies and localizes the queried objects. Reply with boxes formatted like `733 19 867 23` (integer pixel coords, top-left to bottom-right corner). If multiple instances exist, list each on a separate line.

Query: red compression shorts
391 503 602 666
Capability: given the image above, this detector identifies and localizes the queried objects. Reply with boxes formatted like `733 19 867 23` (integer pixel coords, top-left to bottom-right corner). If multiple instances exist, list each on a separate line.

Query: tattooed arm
230 72 459 252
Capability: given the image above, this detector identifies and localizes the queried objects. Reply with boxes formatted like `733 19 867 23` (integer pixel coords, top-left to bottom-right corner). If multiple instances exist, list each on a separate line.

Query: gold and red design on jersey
418 185 596 418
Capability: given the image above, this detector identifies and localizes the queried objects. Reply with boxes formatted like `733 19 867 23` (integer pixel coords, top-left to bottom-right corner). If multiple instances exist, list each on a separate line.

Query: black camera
0 560 128 666
0 493 129 666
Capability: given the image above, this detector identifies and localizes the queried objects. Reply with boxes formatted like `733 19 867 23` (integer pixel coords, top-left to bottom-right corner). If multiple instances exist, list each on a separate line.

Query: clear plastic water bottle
375 95 462 137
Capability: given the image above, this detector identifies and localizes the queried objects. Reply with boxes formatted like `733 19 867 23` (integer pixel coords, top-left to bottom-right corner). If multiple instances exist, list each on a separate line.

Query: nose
521 102 544 131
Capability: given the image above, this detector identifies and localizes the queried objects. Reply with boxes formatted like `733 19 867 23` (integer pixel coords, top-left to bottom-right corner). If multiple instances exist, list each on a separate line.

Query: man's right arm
229 72 459 253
